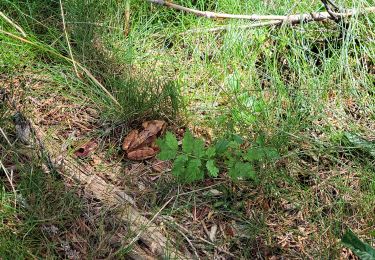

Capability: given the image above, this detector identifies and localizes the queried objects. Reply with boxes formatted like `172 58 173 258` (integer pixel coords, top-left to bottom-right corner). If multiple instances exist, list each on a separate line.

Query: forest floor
0 0 374 259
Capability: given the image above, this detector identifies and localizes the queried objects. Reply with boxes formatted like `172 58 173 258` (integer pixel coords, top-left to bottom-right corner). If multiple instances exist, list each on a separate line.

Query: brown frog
122 120 166 160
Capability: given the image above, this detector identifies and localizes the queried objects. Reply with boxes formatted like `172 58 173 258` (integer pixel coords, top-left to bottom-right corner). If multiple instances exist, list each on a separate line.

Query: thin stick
0 127 12 146
181 20 281 34
59 0 79 77
0 160 17 206
0 29 120 107
0 11 27 37
181 7 375 34
148 0 287 20
148 0 375 22
175 227 200 259
161 216 235 258
124 196 174 250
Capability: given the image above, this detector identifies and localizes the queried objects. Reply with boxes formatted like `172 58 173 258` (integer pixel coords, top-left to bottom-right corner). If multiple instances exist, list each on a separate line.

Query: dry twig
0 160 17 206
147 0 375 28
0 127 12 146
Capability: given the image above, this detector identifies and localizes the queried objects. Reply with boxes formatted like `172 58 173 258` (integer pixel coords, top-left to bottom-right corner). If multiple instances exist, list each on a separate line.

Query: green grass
1 0 374 258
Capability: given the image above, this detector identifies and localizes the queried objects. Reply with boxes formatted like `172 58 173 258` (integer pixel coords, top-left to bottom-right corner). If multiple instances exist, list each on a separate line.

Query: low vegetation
0 0 374 258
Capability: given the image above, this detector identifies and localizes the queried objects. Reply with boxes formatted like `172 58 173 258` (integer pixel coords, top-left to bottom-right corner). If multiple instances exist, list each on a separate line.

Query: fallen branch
148 0 375 24
180 20 281 35
179 7 375 33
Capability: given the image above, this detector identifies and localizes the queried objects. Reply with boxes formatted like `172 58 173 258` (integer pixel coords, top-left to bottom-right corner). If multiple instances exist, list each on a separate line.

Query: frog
122 120 167 160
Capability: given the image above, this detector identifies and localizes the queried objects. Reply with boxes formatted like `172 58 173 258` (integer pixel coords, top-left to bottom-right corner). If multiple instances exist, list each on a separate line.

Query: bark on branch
148 0 375 25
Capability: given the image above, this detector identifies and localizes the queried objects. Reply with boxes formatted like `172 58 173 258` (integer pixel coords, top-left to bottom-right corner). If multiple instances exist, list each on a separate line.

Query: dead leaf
74 141 97 158
122 129 138 151
224 223 236 238
142 120 166 134
129 121 165 151
127 147 158 160
151 159 171 173
122 120 166 160
209 224 218 242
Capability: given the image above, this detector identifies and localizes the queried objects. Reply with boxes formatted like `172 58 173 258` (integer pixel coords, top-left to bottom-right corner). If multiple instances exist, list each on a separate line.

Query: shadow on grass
1 0 182 124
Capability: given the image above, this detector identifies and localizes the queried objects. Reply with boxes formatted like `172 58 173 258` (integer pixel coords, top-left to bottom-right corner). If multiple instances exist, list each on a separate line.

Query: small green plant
156 130 279 183
342 229 375 260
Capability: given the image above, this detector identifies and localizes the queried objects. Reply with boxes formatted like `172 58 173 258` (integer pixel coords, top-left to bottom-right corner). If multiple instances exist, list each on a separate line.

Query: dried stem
124 0 131 36
59 0 79 77
0 160 17 206
0 11 27 37
0 127 12 146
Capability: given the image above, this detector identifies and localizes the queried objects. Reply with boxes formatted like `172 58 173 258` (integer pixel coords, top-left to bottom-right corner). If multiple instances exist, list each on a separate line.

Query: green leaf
182 130 194 154
344 132 375 158
245 147 265 161
264 148 280 160
245 147 280 161
256 134 266 146
182 130 205 158
233 134 244 145
206 160 219 177
171 154 188 180
172 156 203 183
342 229 375 260
228 162 256 181
185 159 204 182
215 139 229 154
205 147 216 158
156 132 178 160
192 138 205 158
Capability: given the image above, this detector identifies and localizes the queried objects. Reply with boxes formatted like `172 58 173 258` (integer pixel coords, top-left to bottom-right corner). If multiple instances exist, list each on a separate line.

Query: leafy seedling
342 229 375 260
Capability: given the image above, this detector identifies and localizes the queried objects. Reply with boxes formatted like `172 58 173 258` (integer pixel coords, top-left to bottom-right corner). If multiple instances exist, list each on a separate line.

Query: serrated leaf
171 154 188 180
182 130 194 154
245 147 265 161
233 134 244 145
157 132 179 160
192 138 205 158
264 148 280 160
206 160 219 177
342 229 375 260
228 162 256 181
256 134 266 146
182 130 205 158
215 139 229 154
245 147 280 161
205 147 216 158
185 159 204 182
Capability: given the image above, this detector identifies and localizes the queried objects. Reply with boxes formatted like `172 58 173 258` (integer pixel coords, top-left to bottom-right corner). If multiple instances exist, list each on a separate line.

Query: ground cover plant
0 0 374 258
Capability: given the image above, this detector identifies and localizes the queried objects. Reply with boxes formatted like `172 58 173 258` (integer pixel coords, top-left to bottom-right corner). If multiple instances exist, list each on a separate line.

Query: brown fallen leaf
122 129 138 151
142 120 166 133
74 141 97 158
151 159 171 173
122 120 166 160
127 147 157 160
129 121 166 151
